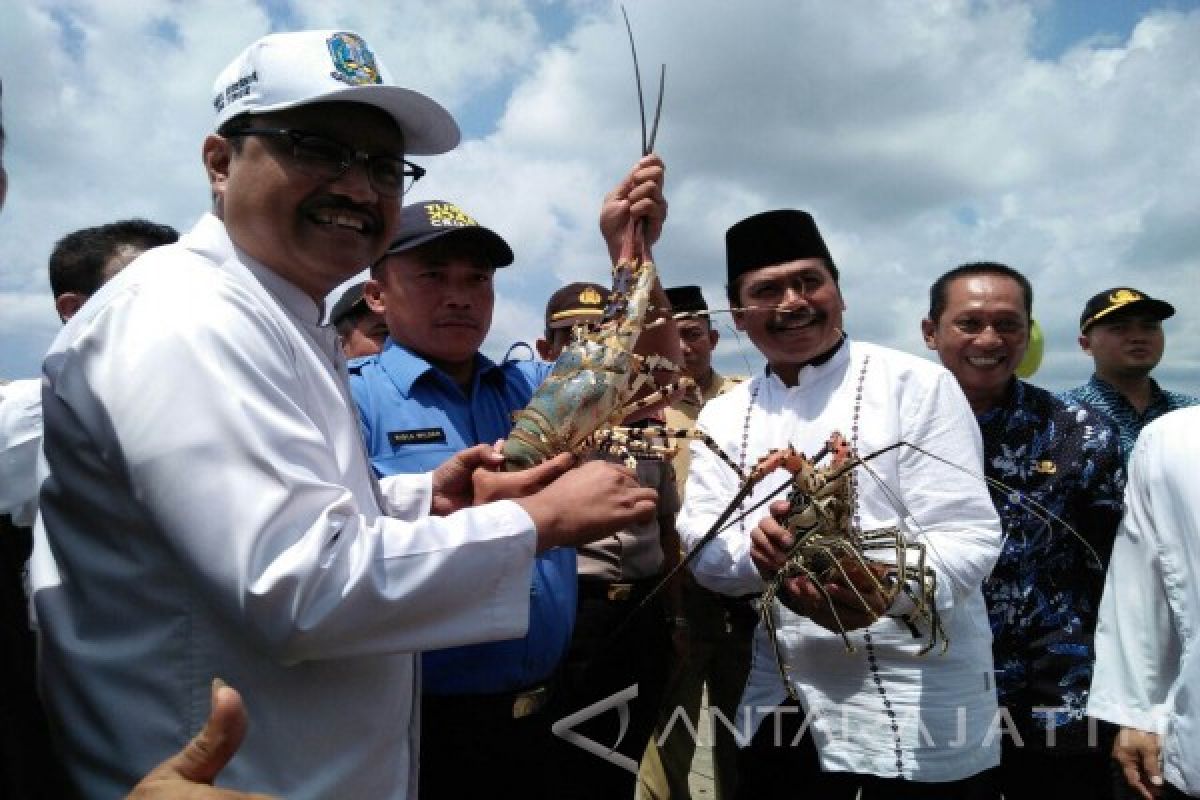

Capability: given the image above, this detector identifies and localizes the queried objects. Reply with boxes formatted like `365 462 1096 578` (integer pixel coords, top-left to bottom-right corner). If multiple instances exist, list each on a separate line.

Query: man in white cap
32 30 665 799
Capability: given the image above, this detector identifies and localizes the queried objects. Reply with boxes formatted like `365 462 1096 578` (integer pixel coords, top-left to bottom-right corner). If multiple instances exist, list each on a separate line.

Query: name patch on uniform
389 428 447 446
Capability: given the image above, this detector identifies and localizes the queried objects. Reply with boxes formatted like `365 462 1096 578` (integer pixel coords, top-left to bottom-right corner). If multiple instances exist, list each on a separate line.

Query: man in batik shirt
923 262 1126 799
1061 286 1197 463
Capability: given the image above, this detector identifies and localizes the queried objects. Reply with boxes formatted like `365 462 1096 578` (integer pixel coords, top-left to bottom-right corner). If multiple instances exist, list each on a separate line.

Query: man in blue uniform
349 200 568 798
922 262 1126 798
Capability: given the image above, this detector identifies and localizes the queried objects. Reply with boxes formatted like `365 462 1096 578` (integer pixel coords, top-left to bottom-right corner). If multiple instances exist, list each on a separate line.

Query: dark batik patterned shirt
1060 375 1199 465
978 380 1125 749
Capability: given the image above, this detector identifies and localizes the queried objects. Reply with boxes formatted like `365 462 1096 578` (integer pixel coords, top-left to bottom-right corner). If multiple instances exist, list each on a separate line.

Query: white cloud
2 0 1198 397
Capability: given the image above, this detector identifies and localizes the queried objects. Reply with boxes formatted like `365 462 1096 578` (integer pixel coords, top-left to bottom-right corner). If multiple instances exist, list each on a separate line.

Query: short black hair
49 218 179 297
927 261 1033 323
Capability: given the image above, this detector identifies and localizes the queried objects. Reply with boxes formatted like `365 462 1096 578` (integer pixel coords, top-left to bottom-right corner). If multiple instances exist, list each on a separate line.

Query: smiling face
733 258 845 386
1080 312 1165 381
922 273 1029 413
204 102 405 301
366 237 495 385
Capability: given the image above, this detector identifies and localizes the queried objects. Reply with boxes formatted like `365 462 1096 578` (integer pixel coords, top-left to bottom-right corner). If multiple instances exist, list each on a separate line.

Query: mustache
303 197 381 232
434 315 480 327
764 307 823 331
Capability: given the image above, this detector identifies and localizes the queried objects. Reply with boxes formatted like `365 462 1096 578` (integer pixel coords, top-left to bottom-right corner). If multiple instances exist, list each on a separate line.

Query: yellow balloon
1017 318 1044 379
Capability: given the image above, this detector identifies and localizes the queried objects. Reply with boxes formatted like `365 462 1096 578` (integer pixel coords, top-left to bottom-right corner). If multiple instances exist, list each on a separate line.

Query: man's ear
920 318 937 351
731 309 746 331
363 278 385 314
202 135 233 216
55 292 87 323
535 337 554 361
1078 333 1092 354
709 327 720 347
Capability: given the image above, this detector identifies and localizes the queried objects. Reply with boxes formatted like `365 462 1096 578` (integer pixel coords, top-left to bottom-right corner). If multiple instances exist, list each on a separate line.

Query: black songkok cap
725 209 837 283
665 285 707 316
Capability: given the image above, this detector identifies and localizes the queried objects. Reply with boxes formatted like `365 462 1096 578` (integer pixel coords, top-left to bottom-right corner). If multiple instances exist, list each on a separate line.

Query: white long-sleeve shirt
679 339 1002 781
1088 406 1200 796
0 378 42 527
31 213 538 799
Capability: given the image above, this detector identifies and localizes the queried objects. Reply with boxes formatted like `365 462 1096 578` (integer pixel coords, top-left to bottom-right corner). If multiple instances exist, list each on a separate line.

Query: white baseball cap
211 30 460 155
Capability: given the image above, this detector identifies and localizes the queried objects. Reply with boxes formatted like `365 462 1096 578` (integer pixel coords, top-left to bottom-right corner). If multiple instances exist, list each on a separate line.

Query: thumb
525 452 577 484
164 678 248 784
460 442 504 469
1140 741 1163 789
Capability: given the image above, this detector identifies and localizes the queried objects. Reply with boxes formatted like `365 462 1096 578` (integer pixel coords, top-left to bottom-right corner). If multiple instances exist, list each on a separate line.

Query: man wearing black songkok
676 209 1004 799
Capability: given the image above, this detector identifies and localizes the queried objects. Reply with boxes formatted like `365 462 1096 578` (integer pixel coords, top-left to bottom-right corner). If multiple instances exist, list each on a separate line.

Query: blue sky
2 0 1198 394
1031 0 1200 55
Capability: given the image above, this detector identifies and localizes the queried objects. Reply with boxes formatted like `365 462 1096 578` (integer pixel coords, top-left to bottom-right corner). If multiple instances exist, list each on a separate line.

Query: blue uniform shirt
349 341 576 695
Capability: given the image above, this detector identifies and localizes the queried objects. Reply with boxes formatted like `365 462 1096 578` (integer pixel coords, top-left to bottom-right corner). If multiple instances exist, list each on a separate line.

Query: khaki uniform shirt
663 370 744 499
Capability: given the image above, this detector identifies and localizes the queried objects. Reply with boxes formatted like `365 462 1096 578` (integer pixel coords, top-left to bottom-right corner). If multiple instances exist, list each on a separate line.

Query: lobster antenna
852 451 950 567
621 5 649 156
897 441 1099 566
619 5 667 155
646 64 665 152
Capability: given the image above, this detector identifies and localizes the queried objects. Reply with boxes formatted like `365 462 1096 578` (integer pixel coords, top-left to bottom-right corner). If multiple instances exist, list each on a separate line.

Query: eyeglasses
226 128 425 197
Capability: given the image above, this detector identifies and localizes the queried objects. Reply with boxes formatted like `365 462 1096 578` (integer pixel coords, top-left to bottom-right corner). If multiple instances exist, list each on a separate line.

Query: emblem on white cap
211 30 460 155
326 32 382 86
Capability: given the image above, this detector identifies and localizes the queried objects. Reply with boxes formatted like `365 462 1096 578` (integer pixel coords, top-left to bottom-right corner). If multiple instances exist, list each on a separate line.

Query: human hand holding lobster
431 444 581 515
472 451 577 505
602 153 684 419
751 499 891 633
515 460 659 553
429 443 508 516
600 153 667 263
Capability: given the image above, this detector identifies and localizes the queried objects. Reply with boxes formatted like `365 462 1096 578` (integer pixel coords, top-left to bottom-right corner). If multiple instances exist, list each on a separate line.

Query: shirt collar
182 212 235 267
377 340 498 397
201 213 323 327
976 378 1022 426
1088 373 1166 408
763 334 850 391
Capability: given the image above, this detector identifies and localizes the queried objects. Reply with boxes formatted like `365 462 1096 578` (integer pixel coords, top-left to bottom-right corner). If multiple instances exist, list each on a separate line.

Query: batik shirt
1060 375 1198 464
979 379 1125 750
